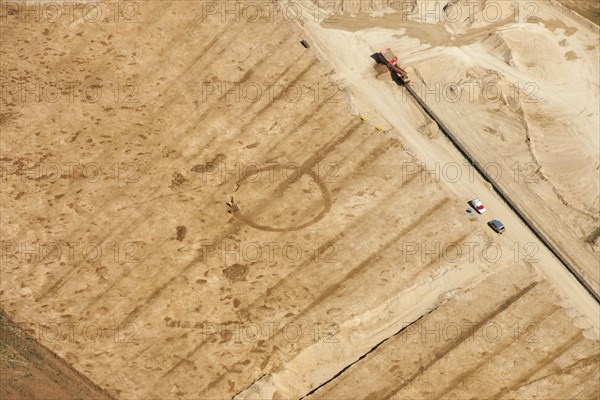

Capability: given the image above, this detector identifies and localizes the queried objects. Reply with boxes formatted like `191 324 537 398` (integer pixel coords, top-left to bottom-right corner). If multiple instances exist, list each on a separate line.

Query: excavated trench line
384 63 600 304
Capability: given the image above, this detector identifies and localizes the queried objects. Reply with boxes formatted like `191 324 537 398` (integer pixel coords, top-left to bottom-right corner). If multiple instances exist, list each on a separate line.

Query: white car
469 198 486 214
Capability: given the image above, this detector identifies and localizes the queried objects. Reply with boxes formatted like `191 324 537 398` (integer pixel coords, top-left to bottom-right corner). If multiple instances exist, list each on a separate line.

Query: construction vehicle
371 48 410 84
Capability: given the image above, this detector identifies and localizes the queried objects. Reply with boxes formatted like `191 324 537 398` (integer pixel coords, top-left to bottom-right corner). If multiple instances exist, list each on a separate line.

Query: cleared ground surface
307 0 600 292
0 0 599 399
239 268 600 399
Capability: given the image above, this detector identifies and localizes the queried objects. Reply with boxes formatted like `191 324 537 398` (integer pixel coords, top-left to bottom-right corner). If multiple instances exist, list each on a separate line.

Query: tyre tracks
401 82 600 303
378 281 540 399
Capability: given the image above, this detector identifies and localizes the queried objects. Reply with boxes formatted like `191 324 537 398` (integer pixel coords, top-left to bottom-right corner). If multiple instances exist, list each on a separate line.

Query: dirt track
1 0 599 399
402 78 599 302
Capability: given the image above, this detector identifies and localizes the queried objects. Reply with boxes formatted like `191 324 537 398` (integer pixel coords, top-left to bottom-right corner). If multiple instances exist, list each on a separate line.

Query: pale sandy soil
238 268 600 399
0 0 599 399
306 0 600 291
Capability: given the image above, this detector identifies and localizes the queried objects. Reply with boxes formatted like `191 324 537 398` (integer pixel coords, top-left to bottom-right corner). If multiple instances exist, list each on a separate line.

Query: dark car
488 220 505 234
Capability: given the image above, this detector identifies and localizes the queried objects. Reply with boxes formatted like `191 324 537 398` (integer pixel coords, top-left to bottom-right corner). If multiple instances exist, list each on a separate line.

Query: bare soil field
308 0 600 292
238 268 600 399
0 0 598 399
558 0 600 25
0 309 114 400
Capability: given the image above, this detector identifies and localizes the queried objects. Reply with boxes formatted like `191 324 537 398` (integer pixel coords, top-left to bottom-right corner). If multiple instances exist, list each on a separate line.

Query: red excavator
371 48 410 84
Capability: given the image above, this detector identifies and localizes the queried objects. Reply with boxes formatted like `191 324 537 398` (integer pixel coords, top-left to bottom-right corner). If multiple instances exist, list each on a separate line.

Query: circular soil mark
233 164 332 232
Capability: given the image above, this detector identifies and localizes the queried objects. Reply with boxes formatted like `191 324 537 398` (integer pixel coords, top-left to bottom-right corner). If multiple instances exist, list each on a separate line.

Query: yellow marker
360 116 367 121
375 125 382 131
